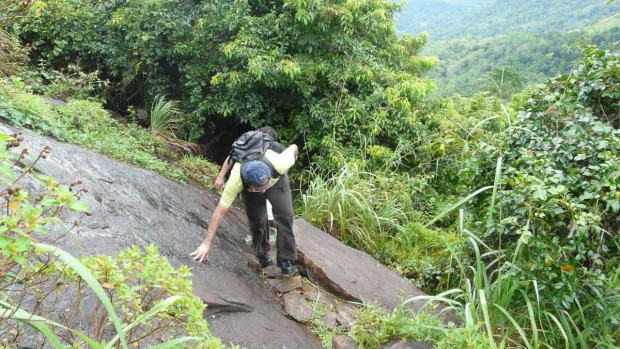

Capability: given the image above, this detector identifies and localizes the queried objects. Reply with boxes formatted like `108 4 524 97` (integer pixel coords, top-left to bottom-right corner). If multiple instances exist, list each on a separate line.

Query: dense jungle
1 0 619 348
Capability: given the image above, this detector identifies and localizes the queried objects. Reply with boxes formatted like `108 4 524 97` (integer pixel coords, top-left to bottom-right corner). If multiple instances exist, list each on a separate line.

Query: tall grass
149 95 185 137
300 162 408 254
405 227 620 348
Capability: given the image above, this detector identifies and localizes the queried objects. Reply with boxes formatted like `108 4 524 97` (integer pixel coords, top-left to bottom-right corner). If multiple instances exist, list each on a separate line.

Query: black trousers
241 174 297 262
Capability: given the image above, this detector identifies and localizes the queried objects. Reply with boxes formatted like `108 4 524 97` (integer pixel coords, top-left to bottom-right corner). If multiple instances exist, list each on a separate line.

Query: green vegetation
0 76 223 183
8 0 437 168
426 28 620 98
149 95 185 137
397 0 620 98
397 0 620 40
348 47 620 348
1 0 619 347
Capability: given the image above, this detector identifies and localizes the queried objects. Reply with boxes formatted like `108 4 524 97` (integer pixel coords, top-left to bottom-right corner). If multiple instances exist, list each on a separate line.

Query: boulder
1 123 321 349
2 121 453 348
294 219 428 312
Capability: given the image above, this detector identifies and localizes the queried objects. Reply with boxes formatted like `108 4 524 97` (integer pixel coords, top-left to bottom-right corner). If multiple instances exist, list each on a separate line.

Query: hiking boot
277 259 293 276
258 254 273 267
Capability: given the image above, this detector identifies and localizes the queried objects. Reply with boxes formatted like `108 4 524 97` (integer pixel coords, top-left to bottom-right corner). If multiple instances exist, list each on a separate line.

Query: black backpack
227 130 282 186
228 130 274 164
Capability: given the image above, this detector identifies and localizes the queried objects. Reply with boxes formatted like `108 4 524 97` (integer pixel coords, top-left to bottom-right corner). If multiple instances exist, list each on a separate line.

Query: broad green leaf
67 200 90 212
0 163 16 181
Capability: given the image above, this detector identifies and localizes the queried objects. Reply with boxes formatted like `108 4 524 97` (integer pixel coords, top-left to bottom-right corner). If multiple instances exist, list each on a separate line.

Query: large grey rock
2 121 453 348
1 123 321 349
294 219 459 325
294 219 428 312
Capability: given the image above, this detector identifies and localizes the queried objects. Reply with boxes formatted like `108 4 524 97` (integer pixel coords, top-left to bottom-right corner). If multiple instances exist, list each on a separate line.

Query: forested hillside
430 26 620 97
397 0 620 97
395 0 492 39
397 0 620 39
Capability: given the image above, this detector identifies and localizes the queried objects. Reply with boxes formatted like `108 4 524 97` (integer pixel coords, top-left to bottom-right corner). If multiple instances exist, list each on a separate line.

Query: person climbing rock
214 126 283 245
191 129 299 276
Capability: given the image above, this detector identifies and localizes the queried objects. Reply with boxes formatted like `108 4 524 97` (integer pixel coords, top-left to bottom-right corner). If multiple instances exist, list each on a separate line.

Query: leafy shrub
452 44 620 347
0 82 56 134
0 1 36 28
10 0 108 69
495 107 620 344
48 245 223 348
536 44 620 128
15 63 109 101
493 47 620 325
0 79 188 181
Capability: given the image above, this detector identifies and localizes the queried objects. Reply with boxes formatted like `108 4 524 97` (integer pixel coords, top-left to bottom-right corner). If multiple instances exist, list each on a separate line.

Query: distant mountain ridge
396 0 620 40
395 0 620 97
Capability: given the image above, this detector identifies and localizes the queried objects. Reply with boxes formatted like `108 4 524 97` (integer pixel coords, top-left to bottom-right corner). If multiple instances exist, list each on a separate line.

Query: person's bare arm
190 204 229 262
214 156 233 191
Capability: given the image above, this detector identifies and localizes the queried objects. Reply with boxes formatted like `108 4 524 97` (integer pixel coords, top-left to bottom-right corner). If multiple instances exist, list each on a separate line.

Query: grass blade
150 336 201 349
486 156 503 227
425 186 493 227
105 296 181 349
479 290 496 349
0 299 102 348
495 304 532 349
0 306 66 348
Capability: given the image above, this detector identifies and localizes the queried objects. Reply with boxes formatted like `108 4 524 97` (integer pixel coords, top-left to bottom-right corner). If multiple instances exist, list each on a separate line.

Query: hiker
213 126 286 190
191 130 299 275
214 127 282 243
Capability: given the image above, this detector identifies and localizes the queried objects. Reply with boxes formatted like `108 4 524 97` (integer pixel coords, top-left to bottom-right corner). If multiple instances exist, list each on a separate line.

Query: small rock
263 265 281 278
335 303 357 330
332 335 358 349
302 287 338 307
267 275 302 293
318 312 339 329
282 292 314 323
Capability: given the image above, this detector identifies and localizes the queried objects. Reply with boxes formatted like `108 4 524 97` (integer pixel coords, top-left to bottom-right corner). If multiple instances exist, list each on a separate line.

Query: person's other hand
214 176 225 191
190 242 211 262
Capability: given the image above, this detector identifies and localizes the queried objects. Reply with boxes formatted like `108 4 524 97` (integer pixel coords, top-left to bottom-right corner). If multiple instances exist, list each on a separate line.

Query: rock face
1 123 321 349
294 219 429 312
